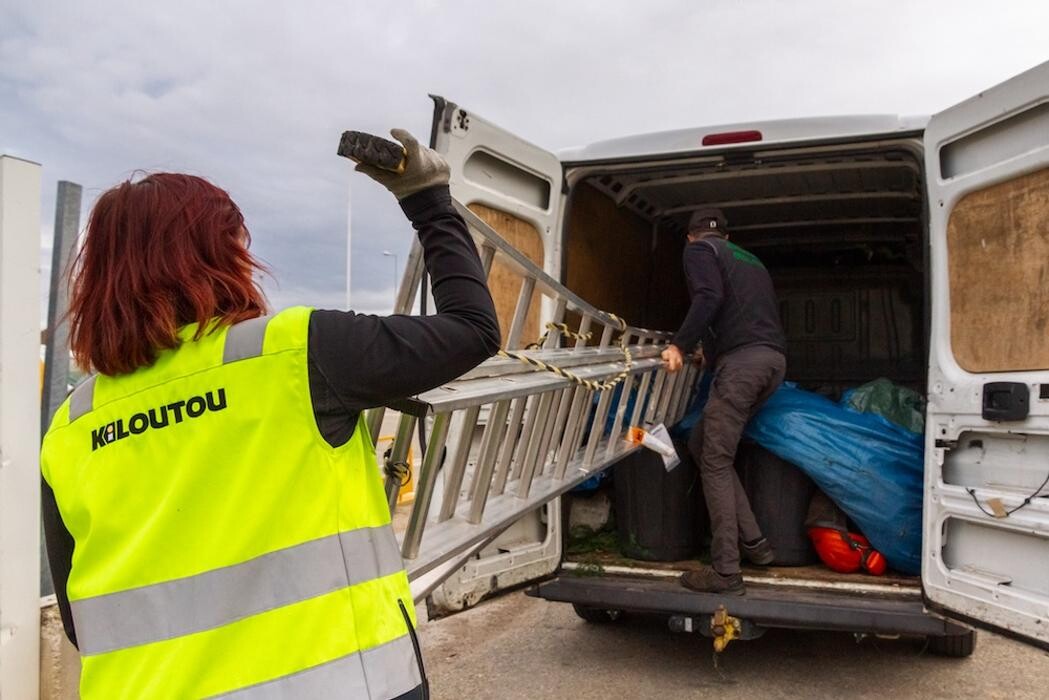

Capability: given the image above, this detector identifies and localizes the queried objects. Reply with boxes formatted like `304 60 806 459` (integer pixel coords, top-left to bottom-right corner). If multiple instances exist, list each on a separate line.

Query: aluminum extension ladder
371 201 699 600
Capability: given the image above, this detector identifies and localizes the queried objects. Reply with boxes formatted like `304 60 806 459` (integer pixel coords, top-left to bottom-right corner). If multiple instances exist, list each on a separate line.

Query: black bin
613 442 705 561
736 441 818 566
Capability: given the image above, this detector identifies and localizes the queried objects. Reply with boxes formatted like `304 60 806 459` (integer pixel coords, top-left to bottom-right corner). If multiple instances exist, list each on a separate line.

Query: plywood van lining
467 203 544 347
947 165 1049 372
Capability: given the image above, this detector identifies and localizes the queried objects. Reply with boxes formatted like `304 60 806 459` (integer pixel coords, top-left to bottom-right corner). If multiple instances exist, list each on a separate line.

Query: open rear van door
923 60 1049 648
423 97 567 612
429 95 563 285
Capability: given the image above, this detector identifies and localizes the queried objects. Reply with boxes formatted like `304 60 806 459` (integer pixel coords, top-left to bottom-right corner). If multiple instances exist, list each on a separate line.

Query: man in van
661 208 787 595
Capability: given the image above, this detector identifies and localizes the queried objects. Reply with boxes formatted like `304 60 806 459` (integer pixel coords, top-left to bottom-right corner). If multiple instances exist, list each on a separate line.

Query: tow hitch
668 604 764 653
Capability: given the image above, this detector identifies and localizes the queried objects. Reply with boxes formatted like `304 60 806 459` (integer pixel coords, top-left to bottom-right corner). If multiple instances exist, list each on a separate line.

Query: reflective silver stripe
222 315 272 364
68 375 96 422
72 525 404 655
210 633 422 700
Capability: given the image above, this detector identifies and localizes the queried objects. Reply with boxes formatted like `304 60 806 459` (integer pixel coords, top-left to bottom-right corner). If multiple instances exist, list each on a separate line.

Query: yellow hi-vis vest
41 307 424 699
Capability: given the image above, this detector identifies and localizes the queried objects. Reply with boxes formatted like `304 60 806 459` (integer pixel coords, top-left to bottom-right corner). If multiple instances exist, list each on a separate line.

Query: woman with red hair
41 130 499 699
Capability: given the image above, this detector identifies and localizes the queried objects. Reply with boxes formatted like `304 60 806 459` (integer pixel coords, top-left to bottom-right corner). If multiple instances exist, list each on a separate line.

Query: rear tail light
701 130 763 146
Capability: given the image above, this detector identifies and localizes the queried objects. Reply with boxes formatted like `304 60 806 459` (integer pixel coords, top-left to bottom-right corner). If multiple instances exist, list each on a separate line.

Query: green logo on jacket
727 242 765 268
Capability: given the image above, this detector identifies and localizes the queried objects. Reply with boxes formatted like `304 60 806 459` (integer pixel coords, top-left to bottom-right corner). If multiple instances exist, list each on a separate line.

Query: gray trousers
687 345 786 574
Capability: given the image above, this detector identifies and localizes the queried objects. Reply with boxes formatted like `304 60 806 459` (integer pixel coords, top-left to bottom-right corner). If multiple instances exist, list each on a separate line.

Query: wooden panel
467 203 543 347
948 166 1049 372
564 183 651 329
644 226 689 332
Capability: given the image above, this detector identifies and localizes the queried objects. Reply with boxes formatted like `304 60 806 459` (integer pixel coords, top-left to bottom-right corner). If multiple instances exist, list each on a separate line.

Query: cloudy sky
2 1 1047 316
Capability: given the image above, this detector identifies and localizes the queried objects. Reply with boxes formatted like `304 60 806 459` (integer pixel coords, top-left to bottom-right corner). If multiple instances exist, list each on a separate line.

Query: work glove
354 128 450 200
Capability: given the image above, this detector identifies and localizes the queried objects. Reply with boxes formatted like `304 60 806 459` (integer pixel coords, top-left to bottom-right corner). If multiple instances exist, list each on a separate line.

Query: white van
423 59 1049 655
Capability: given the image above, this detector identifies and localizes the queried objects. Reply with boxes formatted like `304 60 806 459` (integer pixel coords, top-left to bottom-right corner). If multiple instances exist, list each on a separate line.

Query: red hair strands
68 173 268 376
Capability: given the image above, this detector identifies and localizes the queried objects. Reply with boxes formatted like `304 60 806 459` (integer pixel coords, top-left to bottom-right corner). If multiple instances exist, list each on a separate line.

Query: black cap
688 207 727 234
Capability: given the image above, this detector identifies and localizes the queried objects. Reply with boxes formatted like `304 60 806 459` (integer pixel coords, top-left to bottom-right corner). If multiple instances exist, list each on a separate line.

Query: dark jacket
672 235 785 361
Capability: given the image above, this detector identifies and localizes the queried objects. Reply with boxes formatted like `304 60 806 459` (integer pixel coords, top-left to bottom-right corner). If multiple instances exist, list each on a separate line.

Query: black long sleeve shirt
671 236 785 361
671 240 725 354
42 185 500 648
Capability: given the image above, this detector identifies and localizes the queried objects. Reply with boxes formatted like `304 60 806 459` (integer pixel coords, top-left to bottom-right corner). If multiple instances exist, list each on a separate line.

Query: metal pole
0 154 42 699
383 250 399 310
345 180 352 309
39 180 81 597
42 181 81 434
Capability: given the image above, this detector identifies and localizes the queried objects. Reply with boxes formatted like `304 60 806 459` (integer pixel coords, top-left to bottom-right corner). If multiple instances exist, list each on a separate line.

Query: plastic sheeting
843 378 925 434
673 381 924 574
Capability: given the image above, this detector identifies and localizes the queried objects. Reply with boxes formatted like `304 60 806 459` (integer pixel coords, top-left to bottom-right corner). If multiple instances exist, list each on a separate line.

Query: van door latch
982 382 1029 422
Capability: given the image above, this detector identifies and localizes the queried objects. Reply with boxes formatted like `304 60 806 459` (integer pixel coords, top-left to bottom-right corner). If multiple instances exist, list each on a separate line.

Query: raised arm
309 185 499 407
307 130 500 444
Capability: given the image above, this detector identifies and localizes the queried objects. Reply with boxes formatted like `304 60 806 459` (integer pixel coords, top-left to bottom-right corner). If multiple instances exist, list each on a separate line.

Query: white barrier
0 155 42 699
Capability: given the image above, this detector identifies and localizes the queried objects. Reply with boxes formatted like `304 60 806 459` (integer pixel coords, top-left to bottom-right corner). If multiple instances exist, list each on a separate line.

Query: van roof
558 114 929 163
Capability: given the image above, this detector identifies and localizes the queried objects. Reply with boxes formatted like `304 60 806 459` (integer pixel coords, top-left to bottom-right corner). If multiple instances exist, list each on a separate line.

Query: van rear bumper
528 571 970 638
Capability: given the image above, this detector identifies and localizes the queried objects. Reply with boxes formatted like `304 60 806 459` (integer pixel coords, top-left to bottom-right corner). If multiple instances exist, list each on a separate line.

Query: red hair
69 173 268 375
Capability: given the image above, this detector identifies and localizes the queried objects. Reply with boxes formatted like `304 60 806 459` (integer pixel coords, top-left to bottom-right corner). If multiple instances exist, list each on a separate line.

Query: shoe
741 537 775 566
680 567 745 595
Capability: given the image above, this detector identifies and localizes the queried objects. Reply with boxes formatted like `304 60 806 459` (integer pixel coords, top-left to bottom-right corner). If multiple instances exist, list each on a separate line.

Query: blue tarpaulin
673 381 924 574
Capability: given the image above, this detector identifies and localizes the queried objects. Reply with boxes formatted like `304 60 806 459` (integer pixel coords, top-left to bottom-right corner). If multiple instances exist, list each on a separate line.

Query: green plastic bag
843 378 925 434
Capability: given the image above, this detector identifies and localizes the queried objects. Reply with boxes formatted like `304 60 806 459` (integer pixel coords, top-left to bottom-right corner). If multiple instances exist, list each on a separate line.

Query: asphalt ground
416 589 1049 700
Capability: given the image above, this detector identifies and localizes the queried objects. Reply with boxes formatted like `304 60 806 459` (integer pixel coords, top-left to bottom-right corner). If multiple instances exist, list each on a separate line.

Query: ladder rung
530 390 562 482
509 395 541 482
553 385 588 480
604 372 637 460
506 276 536 350
466 399 512 524
582 388 615 470
402 412 451 560
491 397 527 496
515 390 557 498
437 405 481 522
643 369 668 424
